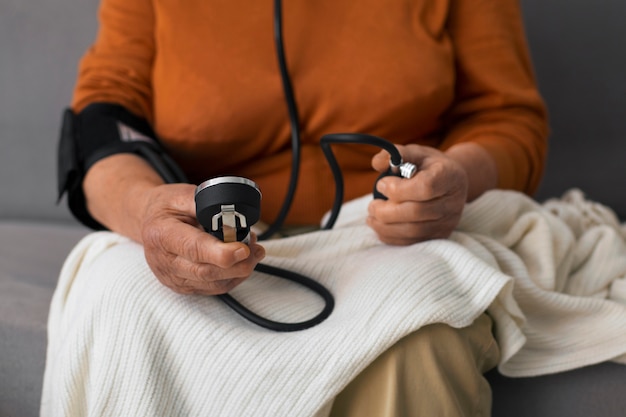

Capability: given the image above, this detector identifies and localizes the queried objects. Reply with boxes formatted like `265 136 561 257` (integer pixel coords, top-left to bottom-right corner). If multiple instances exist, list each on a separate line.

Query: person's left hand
367 144 469 245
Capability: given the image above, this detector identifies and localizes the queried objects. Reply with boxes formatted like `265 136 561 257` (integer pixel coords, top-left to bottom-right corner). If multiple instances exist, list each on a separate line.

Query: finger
366 216 455 245
174 275 248 295
377 160 464 202
372 144 436 172
165 274 248 295
149 218 260 268
171 244 265 283
164 183 199 217
147 248 260 295
192 277 248 295
371 149 391 172
170 255 252 282
368 198 448 224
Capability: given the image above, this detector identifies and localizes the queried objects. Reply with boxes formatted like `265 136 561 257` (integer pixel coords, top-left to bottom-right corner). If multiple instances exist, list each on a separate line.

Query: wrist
84 153 165 240
444 142 498 201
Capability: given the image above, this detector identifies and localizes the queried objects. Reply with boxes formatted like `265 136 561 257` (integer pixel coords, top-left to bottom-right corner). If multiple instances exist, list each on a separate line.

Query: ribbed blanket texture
41 189 626 416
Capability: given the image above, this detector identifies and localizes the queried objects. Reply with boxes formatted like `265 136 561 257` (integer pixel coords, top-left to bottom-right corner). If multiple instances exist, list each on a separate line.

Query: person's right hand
139 183 265 295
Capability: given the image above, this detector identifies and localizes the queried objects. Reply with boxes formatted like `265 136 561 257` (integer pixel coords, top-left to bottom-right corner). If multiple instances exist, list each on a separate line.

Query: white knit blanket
41 189 626 417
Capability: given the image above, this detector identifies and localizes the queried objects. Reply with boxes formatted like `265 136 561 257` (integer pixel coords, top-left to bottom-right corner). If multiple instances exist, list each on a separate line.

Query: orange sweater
73 0 548 225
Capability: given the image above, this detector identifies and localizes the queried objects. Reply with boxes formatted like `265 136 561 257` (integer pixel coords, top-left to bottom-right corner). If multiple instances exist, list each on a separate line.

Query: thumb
371 149 391 172
371 144 431 172
394 144 434 166
169 183 199 217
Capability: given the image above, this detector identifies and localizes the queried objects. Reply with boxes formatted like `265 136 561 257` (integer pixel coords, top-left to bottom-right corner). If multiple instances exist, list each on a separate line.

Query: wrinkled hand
367 144 469 245
139 183 265 295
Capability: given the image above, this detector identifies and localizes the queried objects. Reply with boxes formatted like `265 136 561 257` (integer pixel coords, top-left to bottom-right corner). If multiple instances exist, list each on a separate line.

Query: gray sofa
1 0 625 416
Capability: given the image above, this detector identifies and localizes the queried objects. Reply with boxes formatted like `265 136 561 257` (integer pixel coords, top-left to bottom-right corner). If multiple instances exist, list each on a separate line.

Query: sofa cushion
488 362 626 417
0 221 88 417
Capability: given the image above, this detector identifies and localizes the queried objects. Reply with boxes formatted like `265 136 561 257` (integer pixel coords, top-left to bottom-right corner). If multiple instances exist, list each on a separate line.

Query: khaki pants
329 313 500 417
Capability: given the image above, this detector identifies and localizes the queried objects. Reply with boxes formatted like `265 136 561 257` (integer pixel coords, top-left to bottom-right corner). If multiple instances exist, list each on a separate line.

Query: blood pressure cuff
57 102 187 230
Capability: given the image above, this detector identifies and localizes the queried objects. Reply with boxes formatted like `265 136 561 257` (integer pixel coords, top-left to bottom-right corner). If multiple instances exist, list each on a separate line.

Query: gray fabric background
0 0 97 223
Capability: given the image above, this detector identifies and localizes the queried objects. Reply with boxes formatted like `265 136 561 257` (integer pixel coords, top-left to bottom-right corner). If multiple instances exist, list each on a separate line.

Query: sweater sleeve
71 0 155 120
439 0 549 195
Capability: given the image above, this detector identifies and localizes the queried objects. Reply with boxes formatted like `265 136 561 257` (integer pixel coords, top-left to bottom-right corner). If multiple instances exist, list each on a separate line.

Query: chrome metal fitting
389 160 417 179
399 162 417 179
212 204 249 243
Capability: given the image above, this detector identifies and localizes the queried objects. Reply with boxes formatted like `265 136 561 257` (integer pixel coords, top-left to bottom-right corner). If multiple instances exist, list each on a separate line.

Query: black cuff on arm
57 103 188 230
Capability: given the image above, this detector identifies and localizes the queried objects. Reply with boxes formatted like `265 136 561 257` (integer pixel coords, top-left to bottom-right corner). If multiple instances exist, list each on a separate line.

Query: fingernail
255 246 266 260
